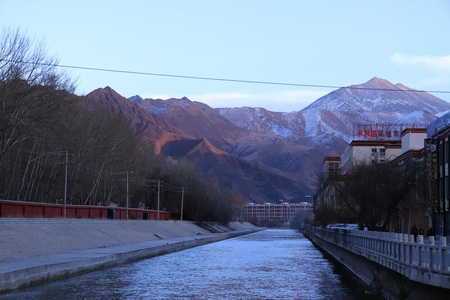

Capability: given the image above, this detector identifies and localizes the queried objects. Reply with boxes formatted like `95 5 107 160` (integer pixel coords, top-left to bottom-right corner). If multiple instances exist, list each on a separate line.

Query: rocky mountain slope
130 96 254 153
219 78 449 142
130 93 347 202
87 78 449 204
86 87 192 154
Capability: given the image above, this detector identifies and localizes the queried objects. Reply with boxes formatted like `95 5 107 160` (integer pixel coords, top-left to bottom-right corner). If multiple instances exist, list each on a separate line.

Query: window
379 148 386 162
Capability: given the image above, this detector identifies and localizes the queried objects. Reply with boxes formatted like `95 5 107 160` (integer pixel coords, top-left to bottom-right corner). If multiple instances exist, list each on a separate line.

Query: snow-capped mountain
218 77 449 142
300 77 449 115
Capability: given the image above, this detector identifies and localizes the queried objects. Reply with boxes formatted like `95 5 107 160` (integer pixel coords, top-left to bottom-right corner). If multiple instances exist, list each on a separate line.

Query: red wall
0 200 177 220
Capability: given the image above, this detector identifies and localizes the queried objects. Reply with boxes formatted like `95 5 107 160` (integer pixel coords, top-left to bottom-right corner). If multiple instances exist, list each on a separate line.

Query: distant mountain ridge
85 87 193 154
219 78 448 142
300 77 449 115
86 78 450 204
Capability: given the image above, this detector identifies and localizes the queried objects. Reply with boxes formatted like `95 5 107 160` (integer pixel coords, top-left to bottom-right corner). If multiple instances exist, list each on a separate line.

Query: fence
306 225 450 289
0 200 177 220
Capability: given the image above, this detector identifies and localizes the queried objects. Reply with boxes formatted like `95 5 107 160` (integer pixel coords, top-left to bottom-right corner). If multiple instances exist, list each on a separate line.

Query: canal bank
0 218 260 292
302 226 450 300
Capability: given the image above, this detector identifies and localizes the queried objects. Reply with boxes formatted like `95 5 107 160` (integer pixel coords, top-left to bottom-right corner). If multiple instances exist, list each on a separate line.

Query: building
315 157 343 210
244 202 313 223
322 157 341 179
315 157 342 214
426 113 450 236
315 125 430 231
340 122 428 174
389 128 428 233
401 128 427 153
322 138 403 223
340 140 402 174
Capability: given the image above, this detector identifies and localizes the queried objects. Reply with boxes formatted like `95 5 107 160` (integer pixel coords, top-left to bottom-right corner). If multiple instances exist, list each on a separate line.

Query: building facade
427 113 450 236
389 128 428 234
245 202 313 223
340 140 402 174
322 157 341 179
315 157 343 211
316 126 430 231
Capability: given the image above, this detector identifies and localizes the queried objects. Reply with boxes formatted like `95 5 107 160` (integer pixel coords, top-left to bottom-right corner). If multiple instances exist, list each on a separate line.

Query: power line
7 59 450 94
14 147 185 189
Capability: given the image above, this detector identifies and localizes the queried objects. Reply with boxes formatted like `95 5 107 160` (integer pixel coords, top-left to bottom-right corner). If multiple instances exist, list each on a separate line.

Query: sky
1 0 450 112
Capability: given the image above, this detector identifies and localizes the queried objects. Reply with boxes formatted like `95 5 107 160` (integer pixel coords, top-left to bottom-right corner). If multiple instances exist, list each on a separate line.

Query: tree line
0 27 245 223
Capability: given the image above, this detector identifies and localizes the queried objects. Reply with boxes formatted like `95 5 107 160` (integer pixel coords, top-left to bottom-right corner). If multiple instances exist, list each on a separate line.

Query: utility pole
157 179 160 220
64 151 68 218
180 186 185 221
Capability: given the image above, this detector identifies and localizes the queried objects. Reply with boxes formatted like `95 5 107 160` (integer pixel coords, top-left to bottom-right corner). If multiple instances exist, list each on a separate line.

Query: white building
340 140 402 174
244 202 313 223
401 128 427 153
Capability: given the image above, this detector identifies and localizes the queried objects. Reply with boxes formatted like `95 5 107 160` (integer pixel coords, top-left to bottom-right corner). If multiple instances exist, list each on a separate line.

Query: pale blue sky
1 0 450 112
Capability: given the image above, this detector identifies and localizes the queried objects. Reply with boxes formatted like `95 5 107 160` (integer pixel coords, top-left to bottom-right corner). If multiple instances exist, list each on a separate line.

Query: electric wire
6 59 450 95
12 146 185 191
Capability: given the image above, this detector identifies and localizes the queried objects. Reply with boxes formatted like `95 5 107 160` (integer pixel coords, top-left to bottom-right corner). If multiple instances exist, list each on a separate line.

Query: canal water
2 229 376 299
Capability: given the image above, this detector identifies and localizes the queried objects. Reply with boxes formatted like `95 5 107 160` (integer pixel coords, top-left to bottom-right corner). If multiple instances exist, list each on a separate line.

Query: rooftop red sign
353 123 427 140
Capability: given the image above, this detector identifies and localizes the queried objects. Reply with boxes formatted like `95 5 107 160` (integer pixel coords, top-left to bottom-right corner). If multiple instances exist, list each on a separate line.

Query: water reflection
1 229 374 299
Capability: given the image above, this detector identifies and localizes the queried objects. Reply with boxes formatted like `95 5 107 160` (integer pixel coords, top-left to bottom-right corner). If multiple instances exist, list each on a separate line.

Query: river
1 229 376 299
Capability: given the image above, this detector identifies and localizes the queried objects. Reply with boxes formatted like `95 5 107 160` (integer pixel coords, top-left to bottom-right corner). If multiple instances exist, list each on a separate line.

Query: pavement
0 218 259 292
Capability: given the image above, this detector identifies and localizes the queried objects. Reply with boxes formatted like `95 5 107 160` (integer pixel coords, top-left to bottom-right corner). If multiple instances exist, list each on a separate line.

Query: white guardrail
307 225 450 288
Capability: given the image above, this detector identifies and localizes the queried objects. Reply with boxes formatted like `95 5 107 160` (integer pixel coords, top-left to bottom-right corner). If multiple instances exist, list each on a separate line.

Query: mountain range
85 77 450 204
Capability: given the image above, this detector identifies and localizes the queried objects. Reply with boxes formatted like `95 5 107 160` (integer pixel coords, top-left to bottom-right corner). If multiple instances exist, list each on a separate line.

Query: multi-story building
340 140 402 174
315 157 343 212
427 113 450 236
322 157 340 179
316 125 429 230
389 128 428 233
244 202 313 223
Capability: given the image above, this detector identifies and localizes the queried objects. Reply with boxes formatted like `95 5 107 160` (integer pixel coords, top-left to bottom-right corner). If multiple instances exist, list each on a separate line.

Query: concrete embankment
0 218 260 292
302 228 449 300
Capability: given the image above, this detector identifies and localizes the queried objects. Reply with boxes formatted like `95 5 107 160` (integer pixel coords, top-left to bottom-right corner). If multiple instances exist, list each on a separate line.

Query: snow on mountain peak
300 77 450 116
216 78 449 144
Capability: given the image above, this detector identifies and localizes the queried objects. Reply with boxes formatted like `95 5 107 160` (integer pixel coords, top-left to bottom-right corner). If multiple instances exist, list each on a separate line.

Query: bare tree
0 26 77 165
335 162 412 231
0 26 75 90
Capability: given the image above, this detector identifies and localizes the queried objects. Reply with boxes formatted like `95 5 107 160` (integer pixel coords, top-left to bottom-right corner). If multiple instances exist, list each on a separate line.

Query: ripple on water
2 229 372 300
